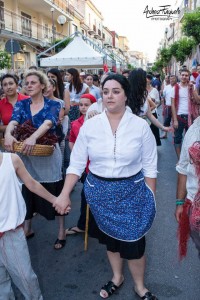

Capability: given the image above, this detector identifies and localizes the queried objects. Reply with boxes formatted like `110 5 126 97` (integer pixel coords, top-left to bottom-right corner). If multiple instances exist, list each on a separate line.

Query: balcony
80 19 90 31
18 0 73 21
88 25 95 35
0 8 66 47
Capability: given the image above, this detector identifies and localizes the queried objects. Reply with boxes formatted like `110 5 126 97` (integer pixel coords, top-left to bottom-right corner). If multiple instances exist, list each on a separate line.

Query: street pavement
14 116 199 300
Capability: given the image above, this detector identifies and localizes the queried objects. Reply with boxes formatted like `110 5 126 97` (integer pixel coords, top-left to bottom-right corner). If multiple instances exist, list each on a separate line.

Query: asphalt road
14 118 199 300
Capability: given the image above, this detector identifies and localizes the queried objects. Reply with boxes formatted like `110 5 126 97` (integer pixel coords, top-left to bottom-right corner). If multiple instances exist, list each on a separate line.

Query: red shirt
0 93 29 125
69 115 84 143
69 115 90 173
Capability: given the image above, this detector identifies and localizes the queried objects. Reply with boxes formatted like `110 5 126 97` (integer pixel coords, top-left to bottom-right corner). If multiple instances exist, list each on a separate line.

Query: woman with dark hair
0 74 29 135
55 74 158 299
47 68 70 115
65 68 89 121
128 69 169 136
146 73 162 146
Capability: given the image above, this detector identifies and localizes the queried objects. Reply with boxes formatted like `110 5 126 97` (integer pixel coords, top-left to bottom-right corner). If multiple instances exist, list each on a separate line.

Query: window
44 24 48 38
21 12 32 37
72 24 77 34
0 1 5 29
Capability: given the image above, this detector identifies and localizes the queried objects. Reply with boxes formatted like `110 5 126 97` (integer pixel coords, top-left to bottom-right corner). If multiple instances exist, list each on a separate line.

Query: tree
159 48 172 66
182 8 200 44
53 37 73 53
151 59 164 74
0 51 11 69
170 37 196 64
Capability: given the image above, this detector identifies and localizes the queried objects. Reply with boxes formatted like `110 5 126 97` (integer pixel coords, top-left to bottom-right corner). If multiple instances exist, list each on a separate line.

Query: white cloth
139 100 149 117
67 109 157 178
171 85 189 115
148 88 160 113
65 82 88 103
163 84 173 106
0 153 26 232
85 100 103 120
176 116 200 202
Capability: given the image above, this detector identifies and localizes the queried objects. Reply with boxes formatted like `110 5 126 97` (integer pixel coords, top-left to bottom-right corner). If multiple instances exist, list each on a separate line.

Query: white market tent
40 35 112 69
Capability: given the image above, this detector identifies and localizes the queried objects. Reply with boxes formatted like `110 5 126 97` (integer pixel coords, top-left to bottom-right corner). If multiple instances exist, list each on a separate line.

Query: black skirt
22 180 64 220
88 211 146 260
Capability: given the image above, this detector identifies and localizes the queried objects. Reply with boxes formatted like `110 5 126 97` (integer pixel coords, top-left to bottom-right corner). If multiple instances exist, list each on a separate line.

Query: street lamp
57 15 67 33
51 7 55 48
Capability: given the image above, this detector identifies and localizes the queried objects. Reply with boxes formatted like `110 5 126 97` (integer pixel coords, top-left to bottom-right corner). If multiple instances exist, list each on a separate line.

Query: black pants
150 112 161 146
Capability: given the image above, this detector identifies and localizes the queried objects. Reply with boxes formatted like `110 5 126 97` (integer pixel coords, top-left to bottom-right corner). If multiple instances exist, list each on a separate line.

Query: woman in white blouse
54 74 158 300
146 74 162 146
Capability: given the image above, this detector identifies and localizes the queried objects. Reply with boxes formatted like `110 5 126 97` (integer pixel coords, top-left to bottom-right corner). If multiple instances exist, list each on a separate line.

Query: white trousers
0 227 43 300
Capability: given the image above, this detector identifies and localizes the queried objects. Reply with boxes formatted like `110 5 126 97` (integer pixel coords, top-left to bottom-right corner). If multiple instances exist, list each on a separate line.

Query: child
65 94 96 236
0 152 67 299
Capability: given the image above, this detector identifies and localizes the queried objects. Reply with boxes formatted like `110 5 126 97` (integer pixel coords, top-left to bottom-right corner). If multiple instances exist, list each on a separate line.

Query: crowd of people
0 65 200 300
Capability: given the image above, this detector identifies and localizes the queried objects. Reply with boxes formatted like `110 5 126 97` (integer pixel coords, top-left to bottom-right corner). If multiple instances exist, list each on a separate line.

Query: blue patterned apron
84 171 156 242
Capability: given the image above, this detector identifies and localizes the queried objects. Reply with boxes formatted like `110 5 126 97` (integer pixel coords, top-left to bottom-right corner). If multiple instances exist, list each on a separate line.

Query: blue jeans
174 115 188 145
0 227 43 300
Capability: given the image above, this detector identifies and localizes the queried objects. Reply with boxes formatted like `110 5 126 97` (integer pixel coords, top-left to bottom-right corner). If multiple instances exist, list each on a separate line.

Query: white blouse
176 116 200 201
67 109 157 178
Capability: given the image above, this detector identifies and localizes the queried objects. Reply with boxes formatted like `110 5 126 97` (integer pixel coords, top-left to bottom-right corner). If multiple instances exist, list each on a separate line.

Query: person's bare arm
63 89 70 115
53 174 79 214
0 124 7 133
171 97 178 129
192 89 200 104
13 154 56 205
4 120 19 151
148 98 156 111
146 104 170 132
144 177 156 196
69 142 74 151
175 173 187 223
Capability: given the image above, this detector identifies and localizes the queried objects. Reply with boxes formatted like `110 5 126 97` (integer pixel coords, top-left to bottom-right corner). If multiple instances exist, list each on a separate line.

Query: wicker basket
0 139 54 156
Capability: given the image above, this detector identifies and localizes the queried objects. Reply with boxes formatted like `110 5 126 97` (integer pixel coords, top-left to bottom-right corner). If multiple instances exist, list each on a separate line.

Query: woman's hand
21 135 37 155
4 134 19 152
53 195 71 215
88 110 99 119
163 126 173 132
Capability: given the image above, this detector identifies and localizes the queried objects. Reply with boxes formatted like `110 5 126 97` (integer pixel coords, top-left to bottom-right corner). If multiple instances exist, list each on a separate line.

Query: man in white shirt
175 116 200 259
161 75 177 139
171 69 191 159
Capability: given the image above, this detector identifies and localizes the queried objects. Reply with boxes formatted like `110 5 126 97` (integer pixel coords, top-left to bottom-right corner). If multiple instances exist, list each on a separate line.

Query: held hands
53 195 71 215
162 126 173 133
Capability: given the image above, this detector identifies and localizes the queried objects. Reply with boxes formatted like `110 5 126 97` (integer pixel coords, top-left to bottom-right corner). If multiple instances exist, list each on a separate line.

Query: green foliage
0 51 11 69
127 63 135 70
170 37 196 64
159 48 172 66
53 37 73 53
151 59 164 73
169 41 179 57
182 8 200 43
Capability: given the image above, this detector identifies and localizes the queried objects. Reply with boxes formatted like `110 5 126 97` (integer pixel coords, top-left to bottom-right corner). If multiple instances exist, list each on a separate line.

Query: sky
92 0 182 62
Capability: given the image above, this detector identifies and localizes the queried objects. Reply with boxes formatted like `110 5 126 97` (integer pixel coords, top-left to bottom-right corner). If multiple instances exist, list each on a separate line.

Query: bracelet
176 199 185 206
